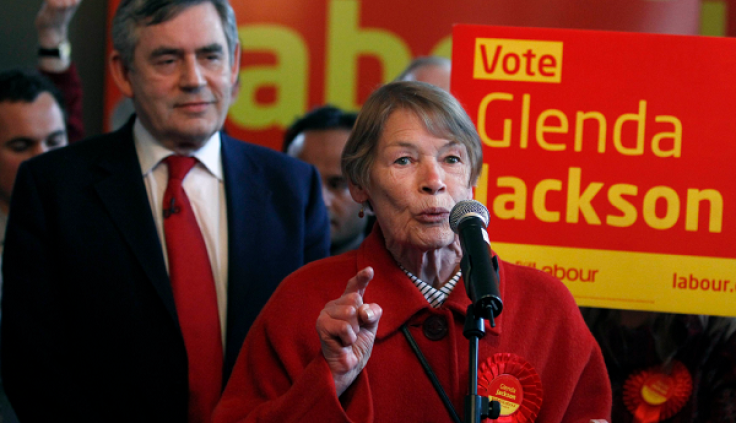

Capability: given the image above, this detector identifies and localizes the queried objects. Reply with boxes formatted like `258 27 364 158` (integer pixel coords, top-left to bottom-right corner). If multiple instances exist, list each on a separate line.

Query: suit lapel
93 122 178 324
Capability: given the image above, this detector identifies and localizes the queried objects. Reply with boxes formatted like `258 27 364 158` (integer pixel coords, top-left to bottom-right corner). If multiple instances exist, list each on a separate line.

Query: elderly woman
214 82 611 422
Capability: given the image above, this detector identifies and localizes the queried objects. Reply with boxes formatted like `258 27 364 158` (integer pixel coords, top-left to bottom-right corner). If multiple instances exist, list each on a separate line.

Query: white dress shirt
133 120 229 342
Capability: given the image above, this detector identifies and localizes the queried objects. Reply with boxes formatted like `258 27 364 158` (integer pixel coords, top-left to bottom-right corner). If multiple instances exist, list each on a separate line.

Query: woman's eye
445 155 461 164
394 157 411 165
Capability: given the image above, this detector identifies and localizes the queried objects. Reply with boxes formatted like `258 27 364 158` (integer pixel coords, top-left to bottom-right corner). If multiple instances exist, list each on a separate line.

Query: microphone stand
451 202 503 422
463 303 501 423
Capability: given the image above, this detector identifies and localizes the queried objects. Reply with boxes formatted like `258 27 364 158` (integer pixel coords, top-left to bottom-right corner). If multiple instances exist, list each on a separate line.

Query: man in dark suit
0 1 329 422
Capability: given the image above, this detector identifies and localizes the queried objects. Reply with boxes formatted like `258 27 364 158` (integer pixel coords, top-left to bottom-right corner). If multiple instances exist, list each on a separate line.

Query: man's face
0 92 67 213
292 128 367 249
111 2 238 154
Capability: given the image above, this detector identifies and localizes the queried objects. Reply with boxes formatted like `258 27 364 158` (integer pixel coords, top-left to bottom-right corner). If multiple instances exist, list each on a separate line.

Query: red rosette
478 353 543 423
623 360 693 423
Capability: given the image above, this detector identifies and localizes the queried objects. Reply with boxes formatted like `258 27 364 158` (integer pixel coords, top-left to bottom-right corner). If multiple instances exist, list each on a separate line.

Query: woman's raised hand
316 266 383 396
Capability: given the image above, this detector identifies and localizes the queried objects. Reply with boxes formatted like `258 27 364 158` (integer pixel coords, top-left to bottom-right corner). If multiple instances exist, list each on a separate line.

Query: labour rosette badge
623 360 693 423
478 353 543 423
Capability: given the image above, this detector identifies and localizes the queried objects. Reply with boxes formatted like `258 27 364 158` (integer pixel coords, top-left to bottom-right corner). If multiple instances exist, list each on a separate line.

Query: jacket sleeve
563 331 613 423
213 290 373 423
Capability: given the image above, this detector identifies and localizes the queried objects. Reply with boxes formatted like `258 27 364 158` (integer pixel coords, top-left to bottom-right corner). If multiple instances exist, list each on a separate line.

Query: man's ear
109 50 134 98
230 43 241 86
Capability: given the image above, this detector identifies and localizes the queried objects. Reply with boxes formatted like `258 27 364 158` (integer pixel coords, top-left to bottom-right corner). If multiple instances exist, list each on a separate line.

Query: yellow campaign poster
451 25 736 317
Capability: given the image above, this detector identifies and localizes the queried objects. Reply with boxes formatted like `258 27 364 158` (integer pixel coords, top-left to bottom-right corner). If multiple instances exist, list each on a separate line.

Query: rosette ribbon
623 360 693 423
477 353 543 423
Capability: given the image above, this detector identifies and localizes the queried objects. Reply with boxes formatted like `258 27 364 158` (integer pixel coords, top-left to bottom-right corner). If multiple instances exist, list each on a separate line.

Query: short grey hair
111 0 238 68
342 81 483 190
395 56 452 82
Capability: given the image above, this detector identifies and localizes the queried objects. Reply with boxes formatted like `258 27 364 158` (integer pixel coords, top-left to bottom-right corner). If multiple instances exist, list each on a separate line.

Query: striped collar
398 263 461 308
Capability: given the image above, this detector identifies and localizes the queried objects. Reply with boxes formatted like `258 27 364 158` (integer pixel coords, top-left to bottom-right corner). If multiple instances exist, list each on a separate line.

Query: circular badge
623 360 693 423
487 374 524 416
478 353 543 423
640 374 674 406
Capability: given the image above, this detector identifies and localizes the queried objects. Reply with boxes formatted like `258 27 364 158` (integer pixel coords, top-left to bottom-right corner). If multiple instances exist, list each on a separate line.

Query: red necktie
163 155 223 423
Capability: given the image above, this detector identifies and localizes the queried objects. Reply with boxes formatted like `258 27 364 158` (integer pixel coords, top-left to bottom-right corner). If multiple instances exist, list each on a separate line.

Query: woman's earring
358 205 365 218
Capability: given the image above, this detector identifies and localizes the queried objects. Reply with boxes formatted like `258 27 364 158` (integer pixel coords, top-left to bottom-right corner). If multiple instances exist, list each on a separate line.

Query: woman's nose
420 160 446 194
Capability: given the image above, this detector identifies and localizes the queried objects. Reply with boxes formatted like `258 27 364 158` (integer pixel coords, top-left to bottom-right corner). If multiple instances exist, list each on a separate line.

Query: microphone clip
163 197 180 218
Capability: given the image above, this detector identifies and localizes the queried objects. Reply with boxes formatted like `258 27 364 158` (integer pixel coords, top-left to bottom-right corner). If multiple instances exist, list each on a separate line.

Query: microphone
450 200 503 324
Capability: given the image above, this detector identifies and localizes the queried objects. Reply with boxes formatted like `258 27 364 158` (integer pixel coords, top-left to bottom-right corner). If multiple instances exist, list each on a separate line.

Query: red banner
103 0 700 151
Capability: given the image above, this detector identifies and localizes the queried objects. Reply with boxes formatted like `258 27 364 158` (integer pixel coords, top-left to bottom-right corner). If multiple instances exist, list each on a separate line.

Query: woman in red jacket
214 81 612 423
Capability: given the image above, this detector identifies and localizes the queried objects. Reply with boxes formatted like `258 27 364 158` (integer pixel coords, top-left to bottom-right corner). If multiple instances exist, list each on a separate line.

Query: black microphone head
449 199 489 233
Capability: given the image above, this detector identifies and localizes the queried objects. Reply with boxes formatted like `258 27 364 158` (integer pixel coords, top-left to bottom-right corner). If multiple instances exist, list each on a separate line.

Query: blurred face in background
0 92 67 213
290 128 368 251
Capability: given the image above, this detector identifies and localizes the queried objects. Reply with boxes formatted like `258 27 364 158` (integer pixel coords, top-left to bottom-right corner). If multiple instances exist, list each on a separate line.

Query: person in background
0 3 82 420
214 82 611 422
35 0 84 143
0 67 69 423
284 105 370 256
395 56 451 92
0 70 68 234
581 308 736 422
0 0 329 421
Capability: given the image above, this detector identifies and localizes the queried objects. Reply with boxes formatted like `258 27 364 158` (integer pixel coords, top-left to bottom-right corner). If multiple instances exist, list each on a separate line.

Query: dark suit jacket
0 120 330 422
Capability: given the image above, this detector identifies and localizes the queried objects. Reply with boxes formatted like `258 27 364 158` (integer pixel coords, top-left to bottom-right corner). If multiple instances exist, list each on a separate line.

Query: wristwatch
38 40 71 61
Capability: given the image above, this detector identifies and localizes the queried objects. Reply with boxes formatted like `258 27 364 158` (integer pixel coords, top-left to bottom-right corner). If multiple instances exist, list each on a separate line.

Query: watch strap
38 40 71 60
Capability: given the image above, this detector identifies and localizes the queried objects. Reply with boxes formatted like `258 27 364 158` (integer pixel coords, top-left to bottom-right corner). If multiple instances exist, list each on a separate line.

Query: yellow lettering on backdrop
566 167 603 224
326 0 411 110
431 36 453 58
229 25 307 129
642 186 680 230
533 179 562 222
606 184 638 227
228 0 453 132
477 94 680 157
613 100 647 155
477 92 513 147
493 177 527 219
476 165 723 233
686 189 723 232
474 163 490 206
652 115 682 157
574 111 607 153
520 93 530 149
536 109 568 151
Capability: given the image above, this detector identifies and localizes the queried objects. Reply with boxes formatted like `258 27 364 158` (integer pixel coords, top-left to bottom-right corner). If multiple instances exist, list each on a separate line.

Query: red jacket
215 227 611 422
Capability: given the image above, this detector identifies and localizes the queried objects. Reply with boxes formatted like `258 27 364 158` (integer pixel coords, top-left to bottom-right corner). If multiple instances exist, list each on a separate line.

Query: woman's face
350 109 473 251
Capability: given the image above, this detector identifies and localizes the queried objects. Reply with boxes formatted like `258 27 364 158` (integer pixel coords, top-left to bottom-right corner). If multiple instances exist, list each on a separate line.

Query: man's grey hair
111 0 238 68
395 56 452 82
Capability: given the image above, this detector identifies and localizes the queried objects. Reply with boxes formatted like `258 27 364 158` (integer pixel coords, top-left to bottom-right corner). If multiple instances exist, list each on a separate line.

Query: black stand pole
463 304 501 423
